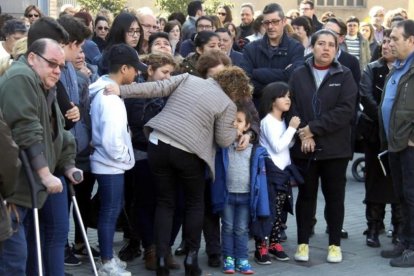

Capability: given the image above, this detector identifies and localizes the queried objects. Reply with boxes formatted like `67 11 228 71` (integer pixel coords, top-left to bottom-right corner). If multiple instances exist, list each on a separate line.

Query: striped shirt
345 36 360 60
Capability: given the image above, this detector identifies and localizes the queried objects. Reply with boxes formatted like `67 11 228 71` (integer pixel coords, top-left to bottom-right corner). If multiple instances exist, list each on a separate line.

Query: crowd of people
0 1 414 275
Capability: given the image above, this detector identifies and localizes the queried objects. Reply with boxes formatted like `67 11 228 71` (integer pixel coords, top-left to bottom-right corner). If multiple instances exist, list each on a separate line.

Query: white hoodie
89 75 135 174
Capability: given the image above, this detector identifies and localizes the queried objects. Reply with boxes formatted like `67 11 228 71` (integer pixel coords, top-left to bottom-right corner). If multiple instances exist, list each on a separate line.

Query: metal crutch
69 171 98 276
19 150 43 276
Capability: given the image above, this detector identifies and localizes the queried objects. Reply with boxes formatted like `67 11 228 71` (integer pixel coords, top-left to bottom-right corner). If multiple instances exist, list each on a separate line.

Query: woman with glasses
24 5 41 25
93 16 110 52
289 30 357 264
98 12 143 75
217 5 233 26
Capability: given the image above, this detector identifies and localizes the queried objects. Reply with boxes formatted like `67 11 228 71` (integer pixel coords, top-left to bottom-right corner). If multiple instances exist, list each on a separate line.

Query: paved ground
66 155 413 276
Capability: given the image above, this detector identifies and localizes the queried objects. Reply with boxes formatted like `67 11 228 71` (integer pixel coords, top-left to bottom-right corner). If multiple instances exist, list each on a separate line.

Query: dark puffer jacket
241 32 304 99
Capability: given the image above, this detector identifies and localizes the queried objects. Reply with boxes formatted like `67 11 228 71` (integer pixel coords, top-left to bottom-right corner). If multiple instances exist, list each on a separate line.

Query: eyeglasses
262 19 282 27
141 23 159 31
197 24 213 30
217 12 226 16
34 52 66 71
127 30 141 37
97 26 109 31
27 13 39 18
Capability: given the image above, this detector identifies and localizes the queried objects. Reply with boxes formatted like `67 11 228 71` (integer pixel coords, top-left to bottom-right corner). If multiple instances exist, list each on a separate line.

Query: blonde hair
0 37 28 76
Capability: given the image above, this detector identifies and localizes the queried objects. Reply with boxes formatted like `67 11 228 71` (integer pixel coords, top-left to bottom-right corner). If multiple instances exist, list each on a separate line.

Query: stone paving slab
66 157 414 276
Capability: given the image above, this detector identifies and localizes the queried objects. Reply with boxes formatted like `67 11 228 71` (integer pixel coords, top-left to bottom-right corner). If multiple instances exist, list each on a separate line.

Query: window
313 0 365 7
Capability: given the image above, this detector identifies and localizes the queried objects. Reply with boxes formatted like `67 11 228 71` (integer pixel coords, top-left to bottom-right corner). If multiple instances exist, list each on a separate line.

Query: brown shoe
167 248 181 269
144 245 157 271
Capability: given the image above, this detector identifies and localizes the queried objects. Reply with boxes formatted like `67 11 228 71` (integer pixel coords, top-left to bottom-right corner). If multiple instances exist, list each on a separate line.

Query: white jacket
89 75 134 174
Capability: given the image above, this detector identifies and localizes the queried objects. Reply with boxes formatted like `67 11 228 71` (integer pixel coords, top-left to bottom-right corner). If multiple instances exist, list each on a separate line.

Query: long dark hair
105 12 143 52
259 82 290 118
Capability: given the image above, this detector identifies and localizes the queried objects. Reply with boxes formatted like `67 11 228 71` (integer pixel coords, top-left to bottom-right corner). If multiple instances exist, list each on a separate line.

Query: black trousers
148 141 206 257
295 158 348 246
203 182 221 256
389 147 414 249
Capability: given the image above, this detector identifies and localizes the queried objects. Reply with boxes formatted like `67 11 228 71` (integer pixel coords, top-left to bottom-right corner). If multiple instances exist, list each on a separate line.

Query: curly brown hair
212 66 253 102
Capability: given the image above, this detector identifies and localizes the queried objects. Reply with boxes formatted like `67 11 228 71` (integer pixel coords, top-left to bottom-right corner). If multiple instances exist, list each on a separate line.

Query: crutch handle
72 171 82 182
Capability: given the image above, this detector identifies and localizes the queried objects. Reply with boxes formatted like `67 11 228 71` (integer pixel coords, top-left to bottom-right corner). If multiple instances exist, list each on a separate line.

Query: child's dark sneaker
269 243 290 261
254 241 271 265
222 256 235 274
236 259 254 274
73 243 100 259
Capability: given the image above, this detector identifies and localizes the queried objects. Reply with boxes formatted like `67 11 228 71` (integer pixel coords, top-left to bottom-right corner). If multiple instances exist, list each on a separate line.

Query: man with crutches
0 38 83 275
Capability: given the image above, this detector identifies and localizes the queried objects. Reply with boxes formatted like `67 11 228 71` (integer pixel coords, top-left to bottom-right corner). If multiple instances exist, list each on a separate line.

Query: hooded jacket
89 76 135 174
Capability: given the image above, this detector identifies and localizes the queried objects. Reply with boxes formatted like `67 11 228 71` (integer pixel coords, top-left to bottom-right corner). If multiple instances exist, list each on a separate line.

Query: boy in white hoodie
89 44 147 276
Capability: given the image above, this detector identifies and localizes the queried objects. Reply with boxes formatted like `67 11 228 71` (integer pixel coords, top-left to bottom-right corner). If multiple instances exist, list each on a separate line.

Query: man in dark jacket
379 19 414 268
299 0 323 32
241 3 304 105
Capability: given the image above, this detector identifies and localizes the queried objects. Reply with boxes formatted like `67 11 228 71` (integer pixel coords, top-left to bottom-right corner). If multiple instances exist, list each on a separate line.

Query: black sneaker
390 249 414 267
208 253 221 268
381 243 406 259
174 240 186 256
254 241 272 265
64 246 82 266
268 243 290 261
73 243 100 259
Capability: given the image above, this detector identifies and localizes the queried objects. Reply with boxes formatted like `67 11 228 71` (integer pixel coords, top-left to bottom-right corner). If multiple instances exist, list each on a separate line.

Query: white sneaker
98 258 131 276
327 245 342 263
113 255 127 269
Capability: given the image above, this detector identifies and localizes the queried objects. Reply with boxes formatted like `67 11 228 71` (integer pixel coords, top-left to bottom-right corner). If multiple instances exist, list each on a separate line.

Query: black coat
359 59 399 203
289 58 358 160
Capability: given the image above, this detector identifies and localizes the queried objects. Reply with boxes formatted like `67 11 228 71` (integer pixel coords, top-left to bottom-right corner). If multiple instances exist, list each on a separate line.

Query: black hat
107 44 147 72
148 32 170 49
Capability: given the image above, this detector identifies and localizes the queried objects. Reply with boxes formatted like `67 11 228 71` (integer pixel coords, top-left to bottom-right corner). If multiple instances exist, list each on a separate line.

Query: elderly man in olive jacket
0 38 83 274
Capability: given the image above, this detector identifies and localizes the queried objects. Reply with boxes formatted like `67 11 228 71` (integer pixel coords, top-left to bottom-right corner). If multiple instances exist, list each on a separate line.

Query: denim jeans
388 146 414 249
221 193 250 259
0 206 28 276
26 176 69 276
95 174 125 260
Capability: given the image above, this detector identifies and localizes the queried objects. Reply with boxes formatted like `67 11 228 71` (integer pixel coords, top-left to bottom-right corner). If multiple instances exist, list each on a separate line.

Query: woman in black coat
289 30 357 263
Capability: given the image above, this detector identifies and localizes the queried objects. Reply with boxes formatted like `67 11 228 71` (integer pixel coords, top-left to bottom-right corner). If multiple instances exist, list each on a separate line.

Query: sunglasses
27 13 39 18
97 26 109 31
217 12 226 16
34 52 66 71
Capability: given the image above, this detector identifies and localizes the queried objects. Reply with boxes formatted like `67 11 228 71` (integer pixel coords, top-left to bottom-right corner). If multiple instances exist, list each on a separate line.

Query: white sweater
89 76 135 174
259 114 296 170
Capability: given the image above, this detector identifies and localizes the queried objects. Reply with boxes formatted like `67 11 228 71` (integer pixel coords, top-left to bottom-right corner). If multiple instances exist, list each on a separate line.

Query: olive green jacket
0 57 76 208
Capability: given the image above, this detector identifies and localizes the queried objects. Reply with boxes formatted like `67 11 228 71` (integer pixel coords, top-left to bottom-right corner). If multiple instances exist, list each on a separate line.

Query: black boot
184 250 202 276
366 227 380 247
156 257 170 276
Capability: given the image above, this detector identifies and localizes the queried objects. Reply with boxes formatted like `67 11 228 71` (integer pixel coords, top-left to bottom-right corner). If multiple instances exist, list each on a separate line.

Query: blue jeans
0 206 29 276
96 174 125 260
221 193 250 259
26 176 69 276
